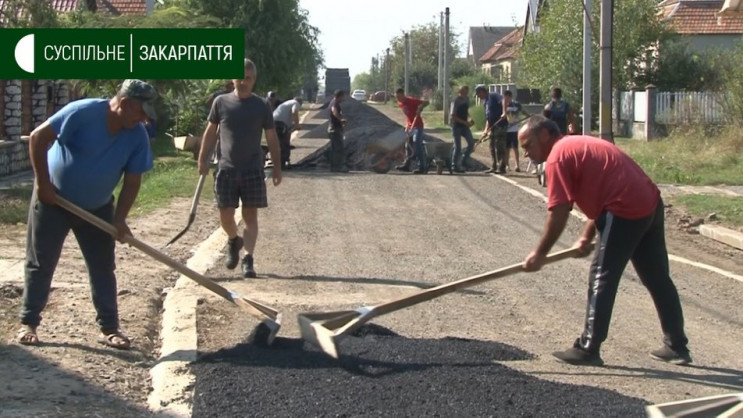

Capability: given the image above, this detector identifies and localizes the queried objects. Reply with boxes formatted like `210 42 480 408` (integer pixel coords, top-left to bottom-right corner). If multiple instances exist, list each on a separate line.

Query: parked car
351 89 367 102
371 91 392 102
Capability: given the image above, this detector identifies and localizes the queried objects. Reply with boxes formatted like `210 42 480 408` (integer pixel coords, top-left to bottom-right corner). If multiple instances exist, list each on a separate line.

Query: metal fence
655 91 725 124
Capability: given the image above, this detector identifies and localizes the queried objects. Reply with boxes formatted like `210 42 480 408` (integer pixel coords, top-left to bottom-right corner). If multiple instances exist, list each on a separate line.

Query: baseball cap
119 79 158 121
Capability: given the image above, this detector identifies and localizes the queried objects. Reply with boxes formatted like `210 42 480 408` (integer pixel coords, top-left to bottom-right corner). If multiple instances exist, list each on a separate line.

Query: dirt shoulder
0 197 219 417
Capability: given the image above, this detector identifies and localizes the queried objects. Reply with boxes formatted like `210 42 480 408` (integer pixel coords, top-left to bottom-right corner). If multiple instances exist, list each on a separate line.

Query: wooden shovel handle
55 196 278 319
371 246 590 318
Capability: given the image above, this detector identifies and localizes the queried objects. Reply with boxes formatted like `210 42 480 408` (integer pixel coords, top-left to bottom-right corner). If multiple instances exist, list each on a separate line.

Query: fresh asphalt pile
298 100 448 172
191 325 647 417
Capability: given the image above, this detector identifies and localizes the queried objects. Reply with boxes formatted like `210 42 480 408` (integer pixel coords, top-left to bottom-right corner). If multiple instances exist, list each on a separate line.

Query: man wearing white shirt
272 97 302 169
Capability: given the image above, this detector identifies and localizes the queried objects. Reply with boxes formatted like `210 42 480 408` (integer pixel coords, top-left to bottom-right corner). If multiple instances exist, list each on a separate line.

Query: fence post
645 84 657 141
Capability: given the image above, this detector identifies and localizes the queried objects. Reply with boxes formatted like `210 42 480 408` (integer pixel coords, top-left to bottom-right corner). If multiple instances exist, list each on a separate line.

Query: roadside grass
0 137 212 225
671 194 743 227
615 126 743 186
0 185 32 224
115 137 213 217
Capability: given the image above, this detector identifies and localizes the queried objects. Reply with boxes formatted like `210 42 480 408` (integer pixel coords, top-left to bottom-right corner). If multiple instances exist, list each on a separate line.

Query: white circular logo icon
15 34 35 74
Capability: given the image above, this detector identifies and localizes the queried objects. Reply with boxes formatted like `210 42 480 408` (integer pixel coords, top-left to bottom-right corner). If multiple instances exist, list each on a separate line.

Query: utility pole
385 47 390 104
599 0 613 142
438 11 443 92
443 7 450 125
583 0 592 134
404 32 410 95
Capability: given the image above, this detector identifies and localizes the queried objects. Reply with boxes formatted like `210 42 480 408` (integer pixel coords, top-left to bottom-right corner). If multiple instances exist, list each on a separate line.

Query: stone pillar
4 80 22 142
645 84 657 141
32 79 49 129
55 82 70 111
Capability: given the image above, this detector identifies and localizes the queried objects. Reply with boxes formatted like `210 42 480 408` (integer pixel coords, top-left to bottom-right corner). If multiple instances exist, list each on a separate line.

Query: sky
298 0 529 82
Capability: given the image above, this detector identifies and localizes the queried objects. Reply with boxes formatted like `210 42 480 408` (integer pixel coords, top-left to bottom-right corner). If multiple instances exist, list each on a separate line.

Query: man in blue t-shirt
19 79 156 350
475 86 509 174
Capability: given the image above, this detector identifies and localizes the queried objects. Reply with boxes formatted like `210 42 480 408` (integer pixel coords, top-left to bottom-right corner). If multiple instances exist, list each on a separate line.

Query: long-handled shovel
299 245 591 359
164 172 207 248
56 195 282 346
164 143 218 248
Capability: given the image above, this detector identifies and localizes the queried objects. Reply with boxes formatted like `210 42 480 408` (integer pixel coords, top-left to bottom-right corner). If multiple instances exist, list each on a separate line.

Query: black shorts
214 168 267 209
506 131 519 149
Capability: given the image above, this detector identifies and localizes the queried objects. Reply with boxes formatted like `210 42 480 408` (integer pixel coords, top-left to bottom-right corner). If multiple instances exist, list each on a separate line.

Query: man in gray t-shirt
208 92 274 171
198 58 282 279
272 97 302 169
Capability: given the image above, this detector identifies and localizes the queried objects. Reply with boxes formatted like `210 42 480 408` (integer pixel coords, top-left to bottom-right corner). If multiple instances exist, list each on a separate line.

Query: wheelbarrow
423 141 453 175
364 129 408 174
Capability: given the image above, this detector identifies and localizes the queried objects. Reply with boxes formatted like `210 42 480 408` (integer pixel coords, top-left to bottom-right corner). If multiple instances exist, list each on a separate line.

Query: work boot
650 346 692 365
395 163 411 172
552 344 604 366
242 254 257 278
225 236 243 270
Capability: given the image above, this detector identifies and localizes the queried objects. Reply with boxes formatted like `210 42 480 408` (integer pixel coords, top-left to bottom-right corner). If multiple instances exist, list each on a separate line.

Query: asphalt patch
193 325 647 417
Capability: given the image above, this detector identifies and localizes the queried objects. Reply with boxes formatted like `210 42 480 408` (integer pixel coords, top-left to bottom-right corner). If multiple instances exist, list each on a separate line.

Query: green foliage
469 104 486 131
0 186 32 224
385 21 462 95
519 0 671 113
449 58 474 80
708 40 743 125
0 0 60 28
352 72 373 93
176 0 322 95
636 38 719 91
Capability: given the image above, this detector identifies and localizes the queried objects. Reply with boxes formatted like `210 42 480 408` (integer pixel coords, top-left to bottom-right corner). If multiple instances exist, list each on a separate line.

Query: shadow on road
0 343 151 416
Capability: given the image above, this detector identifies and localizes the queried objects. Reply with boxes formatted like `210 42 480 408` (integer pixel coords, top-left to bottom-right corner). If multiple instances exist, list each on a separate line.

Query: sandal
98 330 131 350
18 326 40 345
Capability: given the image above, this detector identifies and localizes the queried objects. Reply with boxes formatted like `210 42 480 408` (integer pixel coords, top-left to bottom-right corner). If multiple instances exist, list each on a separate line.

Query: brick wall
1 79 70 178
0 136 30 176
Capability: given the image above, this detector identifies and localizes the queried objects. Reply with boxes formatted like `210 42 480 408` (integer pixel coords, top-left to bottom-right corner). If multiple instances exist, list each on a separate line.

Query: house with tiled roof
660 0 743 51
479 27 524 83
467 26 514 67
0 0 152 177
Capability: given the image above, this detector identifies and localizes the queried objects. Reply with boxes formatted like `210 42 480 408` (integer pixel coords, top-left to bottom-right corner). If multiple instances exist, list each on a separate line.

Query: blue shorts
214 168 267 209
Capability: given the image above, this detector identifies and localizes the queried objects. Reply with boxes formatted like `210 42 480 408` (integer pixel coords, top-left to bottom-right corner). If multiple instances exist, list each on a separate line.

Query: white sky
298 0 529 80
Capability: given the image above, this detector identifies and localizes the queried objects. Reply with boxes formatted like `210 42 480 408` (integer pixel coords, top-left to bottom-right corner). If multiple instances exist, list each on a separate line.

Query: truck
324 68 351 100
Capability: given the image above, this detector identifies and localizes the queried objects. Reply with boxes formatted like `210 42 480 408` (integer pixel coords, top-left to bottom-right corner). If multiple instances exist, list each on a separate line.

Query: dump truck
324 68 351 99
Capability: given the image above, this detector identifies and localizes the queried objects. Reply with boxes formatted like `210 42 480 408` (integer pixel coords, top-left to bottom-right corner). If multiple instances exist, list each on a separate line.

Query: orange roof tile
661 0 743 34
479 27 524 62
97 0 147 16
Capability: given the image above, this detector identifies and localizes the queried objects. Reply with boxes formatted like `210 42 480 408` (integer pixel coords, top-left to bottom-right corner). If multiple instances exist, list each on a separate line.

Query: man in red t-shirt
395 88 429 173
517 115 691 366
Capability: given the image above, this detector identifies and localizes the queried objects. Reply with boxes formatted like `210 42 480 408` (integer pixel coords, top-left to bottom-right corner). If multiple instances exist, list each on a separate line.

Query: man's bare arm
198 122 219 175
28 121 58 205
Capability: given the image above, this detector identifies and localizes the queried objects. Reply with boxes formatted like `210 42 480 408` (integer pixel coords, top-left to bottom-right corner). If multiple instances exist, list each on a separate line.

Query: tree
352 72 373 93
0 0 59 28
384 21 462 95
519 0 672 112
177 0 323 95
636 38 719 91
